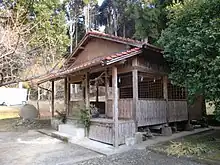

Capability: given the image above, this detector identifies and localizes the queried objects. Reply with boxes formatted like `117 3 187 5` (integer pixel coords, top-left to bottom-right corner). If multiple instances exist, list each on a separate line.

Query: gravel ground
0 131 101 165
0 118 51 132
0 131 207 165
74 150 205 165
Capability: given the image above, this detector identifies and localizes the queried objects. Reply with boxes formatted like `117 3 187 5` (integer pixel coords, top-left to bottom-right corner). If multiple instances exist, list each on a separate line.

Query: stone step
58 124 85 138
59 124 77 136
51 131 71 142
66 118 84 128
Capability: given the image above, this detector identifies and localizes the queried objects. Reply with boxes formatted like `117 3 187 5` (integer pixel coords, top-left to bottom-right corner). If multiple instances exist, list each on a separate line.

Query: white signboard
0 88 27 106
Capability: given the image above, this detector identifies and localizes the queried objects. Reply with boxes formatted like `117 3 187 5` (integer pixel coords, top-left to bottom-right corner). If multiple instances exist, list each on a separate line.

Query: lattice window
119 73 133 98
119 87 133 98
168 82 186 100
138 77 163 99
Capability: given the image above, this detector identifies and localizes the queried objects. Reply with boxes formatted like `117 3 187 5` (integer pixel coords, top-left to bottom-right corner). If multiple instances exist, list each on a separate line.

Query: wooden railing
106 99 188 126
136 100 167 126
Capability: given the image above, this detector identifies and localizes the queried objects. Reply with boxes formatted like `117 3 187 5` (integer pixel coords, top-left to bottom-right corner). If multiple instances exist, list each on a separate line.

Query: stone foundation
161 126 172 136
51 117 63 130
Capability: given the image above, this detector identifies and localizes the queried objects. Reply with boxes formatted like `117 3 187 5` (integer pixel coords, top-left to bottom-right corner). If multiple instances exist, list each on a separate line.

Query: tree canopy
0 0 69 85
158 0 220 119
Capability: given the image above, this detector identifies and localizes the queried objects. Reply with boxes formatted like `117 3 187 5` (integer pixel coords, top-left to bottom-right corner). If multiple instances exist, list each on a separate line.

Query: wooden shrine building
36 31 199 147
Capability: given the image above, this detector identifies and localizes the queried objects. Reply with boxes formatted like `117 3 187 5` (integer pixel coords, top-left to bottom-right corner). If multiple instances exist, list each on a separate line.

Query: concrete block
161 126 172 136
75 128 85 138
59 124 76 136
125 137 136 146
135 132 143 144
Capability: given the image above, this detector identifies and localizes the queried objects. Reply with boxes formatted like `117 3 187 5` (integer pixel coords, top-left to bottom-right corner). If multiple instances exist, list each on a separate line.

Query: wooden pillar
112 66 119 148
132 70 138 131
105 69 109 115
67 78 70 115
51 81 55 117
96 83 99 104
36 86 40 118
85 72 90 108
64 77 68 112
163 75 169 123
132 57 138 130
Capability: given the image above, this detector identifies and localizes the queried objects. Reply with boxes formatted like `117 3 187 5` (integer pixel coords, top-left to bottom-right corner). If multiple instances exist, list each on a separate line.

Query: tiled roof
103 47 141 61
87 31 143 46
64 31 162 69
63 31 144 68
35 47 142 84
34 31 163 84
87 31 162 52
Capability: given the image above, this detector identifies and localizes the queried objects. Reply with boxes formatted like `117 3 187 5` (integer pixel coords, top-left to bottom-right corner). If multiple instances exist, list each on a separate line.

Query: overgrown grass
152 130 220 162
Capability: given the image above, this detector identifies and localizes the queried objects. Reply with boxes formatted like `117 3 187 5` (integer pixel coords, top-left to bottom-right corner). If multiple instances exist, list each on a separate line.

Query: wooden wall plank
88 120 135 145
168 101 188 122
137 100 167 126
107 99 133 119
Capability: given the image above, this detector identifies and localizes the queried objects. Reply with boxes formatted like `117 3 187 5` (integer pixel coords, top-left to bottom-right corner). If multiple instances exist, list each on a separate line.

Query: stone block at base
184 123 194 131
51 118 63 130
161 127 172 136
135 132 143 144
125 137 136 146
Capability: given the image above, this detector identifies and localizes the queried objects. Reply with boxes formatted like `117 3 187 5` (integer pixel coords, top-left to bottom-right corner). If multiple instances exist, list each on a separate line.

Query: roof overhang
34 31 163 85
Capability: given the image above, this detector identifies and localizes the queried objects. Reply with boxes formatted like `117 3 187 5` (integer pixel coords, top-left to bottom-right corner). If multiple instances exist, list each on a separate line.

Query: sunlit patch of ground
151 129 220 164
0 106 19 119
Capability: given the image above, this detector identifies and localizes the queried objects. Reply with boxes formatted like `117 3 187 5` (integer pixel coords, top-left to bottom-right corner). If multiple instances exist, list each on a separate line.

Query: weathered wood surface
89 119 135 145
112 66 119 147
68 100 84 117
105 69 109 115
136 100 167 126
85 72 90 108
51 81 55 117
107 99 133 119
73 38 127 65
132 57 138 130
64 78 68 112
168 101 188 122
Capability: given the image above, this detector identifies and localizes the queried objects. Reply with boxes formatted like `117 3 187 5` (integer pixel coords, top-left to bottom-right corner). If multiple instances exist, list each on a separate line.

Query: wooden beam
105 69 109 115
38 86 52 92
117 66 167 75
69 75 84 83
51 81 55 117
79 46 85 50
163 75 168 123
112 66 119 148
